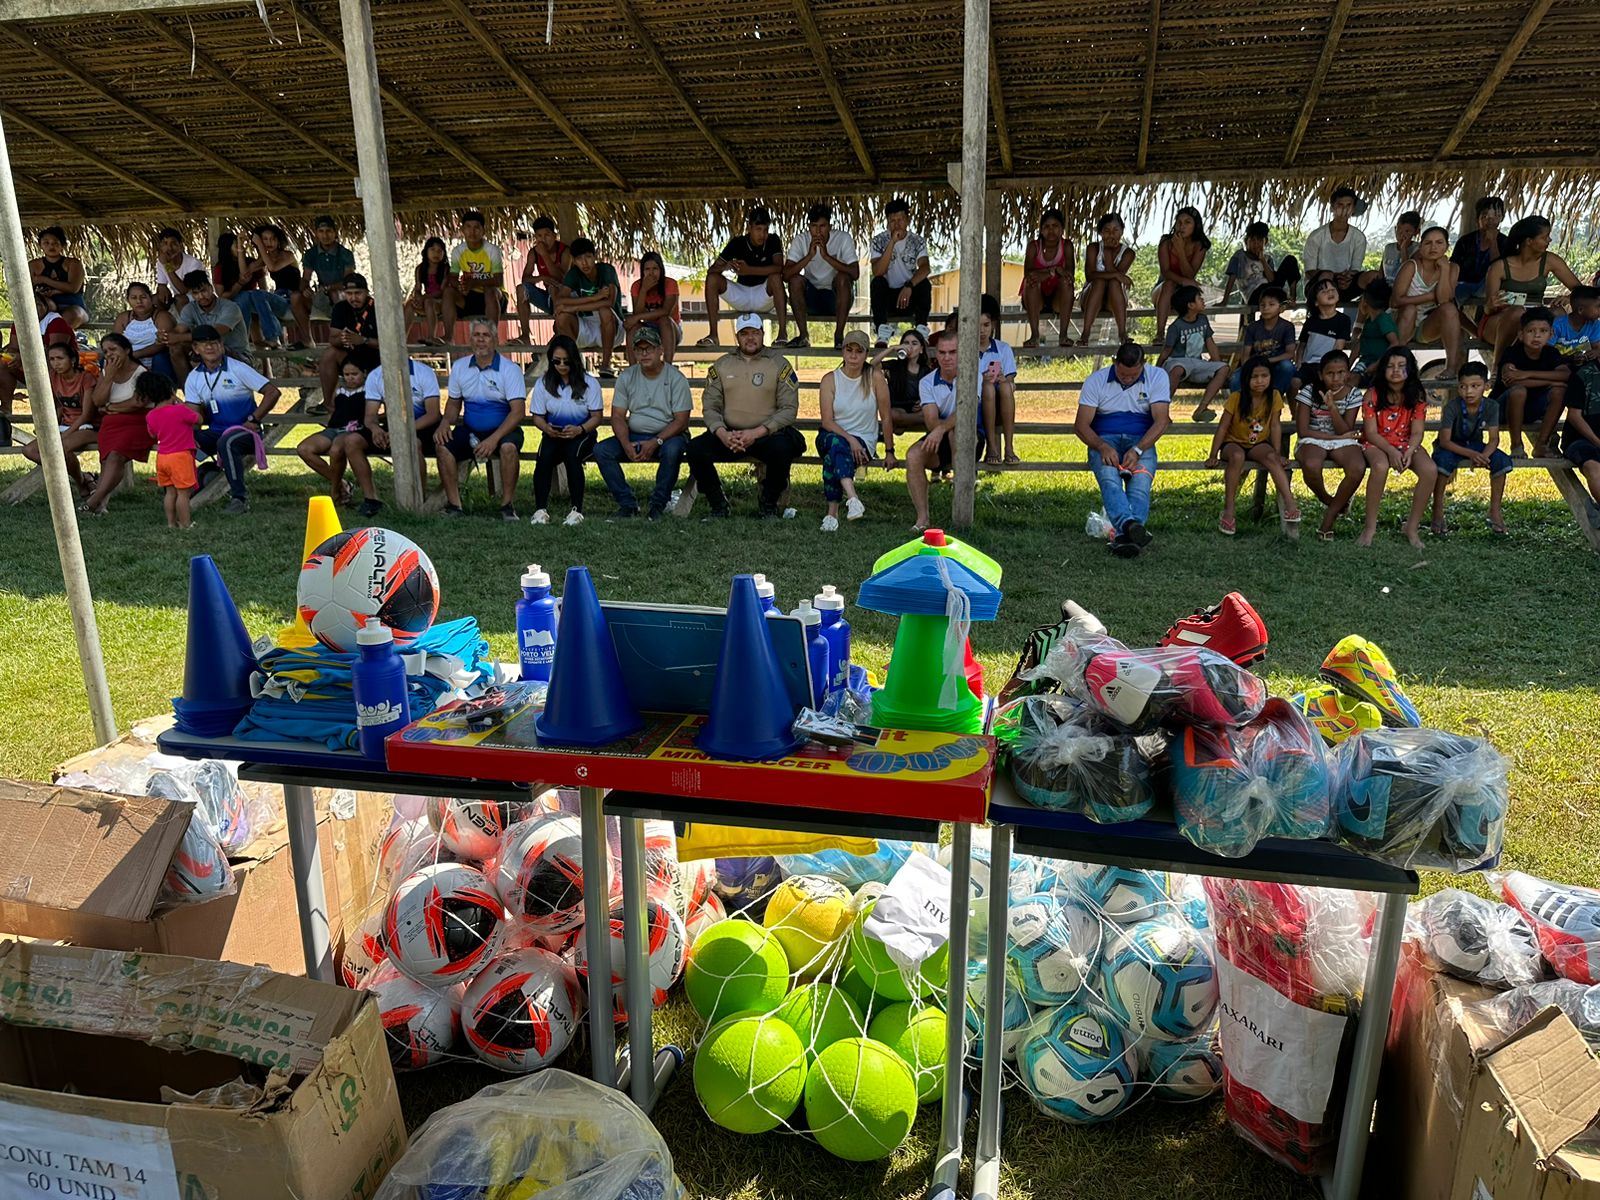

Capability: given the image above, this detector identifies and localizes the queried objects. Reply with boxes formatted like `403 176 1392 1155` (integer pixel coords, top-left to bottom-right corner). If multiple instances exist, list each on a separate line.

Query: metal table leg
283 783 332 981
930 821 973 1200
620 814 677 1112
578 785 617 1084
1325 890 1407 1200
972 823 1012 1200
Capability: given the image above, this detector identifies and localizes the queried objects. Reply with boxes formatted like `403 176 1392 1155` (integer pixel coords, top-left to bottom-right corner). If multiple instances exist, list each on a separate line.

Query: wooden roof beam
0 23 295 206
612 0 748 188
285 0 514 196
988 39 1012 175
439 0 627 191
14 171 88 217
137 14 356 178
1284 0 1354 166
1135 0 1161 170
0 0 254 17
1436 0 1555 161
2 104 187 209
789 0 875 181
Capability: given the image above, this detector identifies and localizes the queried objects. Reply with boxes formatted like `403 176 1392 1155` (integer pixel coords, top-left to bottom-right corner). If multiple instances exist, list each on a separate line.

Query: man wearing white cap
686 312 803 518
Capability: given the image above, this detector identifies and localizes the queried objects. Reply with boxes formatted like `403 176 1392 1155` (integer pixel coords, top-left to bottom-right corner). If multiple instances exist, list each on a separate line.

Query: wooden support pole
340 0 421 513
951 0 990 530
984 188 1003 297
0 108 116 744
1457 167 1489 237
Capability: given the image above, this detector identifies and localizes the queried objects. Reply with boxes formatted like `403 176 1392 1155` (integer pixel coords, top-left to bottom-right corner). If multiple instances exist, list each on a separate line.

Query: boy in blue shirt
1431 362 1512 536
1551 285 1600 365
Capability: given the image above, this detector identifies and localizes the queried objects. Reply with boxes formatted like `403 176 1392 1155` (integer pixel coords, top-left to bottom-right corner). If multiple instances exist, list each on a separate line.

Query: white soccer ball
460 947 585 1072
493 814 603 935
1006 893 1102 1006
385 861 505 984
296 526 440 653
1101 919 1219 1042
574 896 688 990
426 795 540 861
339 908 390 988
365 965 461 1070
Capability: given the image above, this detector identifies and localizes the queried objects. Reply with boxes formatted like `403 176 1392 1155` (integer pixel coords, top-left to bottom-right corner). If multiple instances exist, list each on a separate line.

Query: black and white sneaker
500 504 519 522
442 504 465 518
1122 519 1153 548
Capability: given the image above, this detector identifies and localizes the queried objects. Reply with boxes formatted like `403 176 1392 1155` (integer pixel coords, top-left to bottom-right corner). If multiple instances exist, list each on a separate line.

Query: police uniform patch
752 372 765 386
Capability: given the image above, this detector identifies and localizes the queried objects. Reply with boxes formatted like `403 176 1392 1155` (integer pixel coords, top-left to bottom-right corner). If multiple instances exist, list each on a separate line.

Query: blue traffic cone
171 555 257 737
534 566 643 746
698 575 802 761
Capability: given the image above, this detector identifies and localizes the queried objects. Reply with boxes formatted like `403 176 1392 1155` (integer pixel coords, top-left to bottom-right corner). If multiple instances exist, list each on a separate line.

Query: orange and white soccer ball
296 526 439 653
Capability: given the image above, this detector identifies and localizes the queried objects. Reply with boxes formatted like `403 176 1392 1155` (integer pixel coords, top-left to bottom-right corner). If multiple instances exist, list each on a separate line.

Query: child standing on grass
1294 349 1367 541
143 372 198 529
1352 280 1400 383
1430 362 1512 536
1358 346 1436 549
1205 355 1301 537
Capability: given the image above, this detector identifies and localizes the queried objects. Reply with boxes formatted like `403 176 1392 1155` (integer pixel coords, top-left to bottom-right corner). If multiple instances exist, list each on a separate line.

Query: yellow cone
276 496 343 648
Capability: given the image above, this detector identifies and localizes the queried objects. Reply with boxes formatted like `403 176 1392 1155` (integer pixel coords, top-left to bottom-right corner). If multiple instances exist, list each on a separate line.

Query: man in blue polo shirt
1075 341 1171 558
435 318 526 520
184 325 281 514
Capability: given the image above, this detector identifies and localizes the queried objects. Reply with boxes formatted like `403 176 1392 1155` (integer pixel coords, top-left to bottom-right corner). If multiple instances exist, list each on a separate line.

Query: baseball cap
313 214 337 229
841 329 871 350
734 313 764 334
191 324 221 344
635 324 662 346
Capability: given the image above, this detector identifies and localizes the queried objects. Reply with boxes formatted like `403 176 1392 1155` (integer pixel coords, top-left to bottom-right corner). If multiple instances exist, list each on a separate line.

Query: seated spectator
111 282 178 382
1450 196 1510 308
1294 349 1367 540
30 226 88 328
1230 285 1298 398
1077 212 1136 346
0 295 79 443
316 273 380 415
1493 306 1568 458
214 231 279 349
1153 206 1210 342
1358 346 1435 549
295 214 356 349
876 329 934 434
407 237 452 345
554 237 624 379
784 203 859 349
184 325 281 515
169 270 249 381
1560 357 1600 519
515 215 571 344
1352 280 1399 381
869 198 932 346
1075 341 1171 558
1019 208 1076 348
1367 211 1422 287
701 206 787 347
1550 285 1600 365
153 227 204 310
444 210 504 335
1293 277 1352 394
593 325 691 520
978 294 1019 465
1390 226 1463 376
1157 285 1228 422
627 251 682 363
1221 221 1301 309
436 318 525 520
1204 355 1300 537
81 333 150 515
21 341 99 496
905 329 973 532
297 358 370 508
251 224 305 345
1430 362 1511 536
1480 216 1584 366
686 312 803 519
1303 186 1368 304
528 333 604 526
817 329 894 531
357 356 443 504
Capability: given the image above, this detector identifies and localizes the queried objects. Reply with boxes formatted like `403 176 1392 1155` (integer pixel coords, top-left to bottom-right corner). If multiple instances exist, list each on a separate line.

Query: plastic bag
1465 980 1600 1051
1085 509 1116 541
994 694 1165 822
776 840 933 889
1026 634 1267 732
1331 729 1509 872
374 1070 684 1200
1405 888 1546 989
145 769 238 906
1496 870 1600 984
1171 698 1332 858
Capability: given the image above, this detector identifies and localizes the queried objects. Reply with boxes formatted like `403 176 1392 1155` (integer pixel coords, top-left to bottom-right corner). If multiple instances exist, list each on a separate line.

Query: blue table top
158 727 374 772
990 775 1417 895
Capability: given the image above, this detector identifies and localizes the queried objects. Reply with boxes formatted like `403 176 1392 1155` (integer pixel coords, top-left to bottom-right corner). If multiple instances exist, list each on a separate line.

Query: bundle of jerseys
235 616 493 750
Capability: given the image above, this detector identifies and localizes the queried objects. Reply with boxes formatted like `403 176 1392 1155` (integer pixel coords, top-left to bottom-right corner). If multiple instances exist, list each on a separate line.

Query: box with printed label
0 940 406 1200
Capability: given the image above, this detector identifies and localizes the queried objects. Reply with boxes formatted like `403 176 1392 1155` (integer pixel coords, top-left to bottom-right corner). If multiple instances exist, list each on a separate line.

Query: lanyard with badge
192 364 235 414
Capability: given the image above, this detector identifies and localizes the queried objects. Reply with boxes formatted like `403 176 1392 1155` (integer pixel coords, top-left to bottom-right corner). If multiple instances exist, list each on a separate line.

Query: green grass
3 441 1597 1200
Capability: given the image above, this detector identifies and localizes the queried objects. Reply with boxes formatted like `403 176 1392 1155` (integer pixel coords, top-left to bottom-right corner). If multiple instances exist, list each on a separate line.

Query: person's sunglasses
550 356 572 366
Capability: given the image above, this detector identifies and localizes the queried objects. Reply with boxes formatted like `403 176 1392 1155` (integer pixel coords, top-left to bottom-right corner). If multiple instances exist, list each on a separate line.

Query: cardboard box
0 940 405 1200
1373 949 1600 1200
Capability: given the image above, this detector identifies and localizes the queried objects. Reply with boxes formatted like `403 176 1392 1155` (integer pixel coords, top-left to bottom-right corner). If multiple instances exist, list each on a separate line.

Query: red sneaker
1160 592 1268 666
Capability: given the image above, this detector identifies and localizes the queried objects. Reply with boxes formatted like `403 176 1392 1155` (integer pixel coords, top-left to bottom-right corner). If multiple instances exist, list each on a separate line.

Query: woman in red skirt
83 333 152 514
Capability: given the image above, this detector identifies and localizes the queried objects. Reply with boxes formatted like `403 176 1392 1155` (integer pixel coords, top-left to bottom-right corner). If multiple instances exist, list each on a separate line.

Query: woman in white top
82 333 150 514
1077 212 1137 346
528 333 604 525
109 282 177 381
1390 226 1463 377
817 329 894 531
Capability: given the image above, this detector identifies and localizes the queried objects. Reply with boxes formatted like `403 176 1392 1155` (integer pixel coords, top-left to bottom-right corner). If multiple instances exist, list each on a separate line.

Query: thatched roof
3 0 1599 256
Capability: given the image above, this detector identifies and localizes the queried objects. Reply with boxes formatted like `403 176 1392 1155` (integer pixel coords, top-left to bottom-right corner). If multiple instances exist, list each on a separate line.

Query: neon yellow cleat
1318 635 1422 728
1291 682 1384 745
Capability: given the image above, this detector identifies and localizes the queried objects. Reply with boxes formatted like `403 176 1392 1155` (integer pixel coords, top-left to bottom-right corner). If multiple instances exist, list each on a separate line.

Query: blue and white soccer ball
1006 892 1102 1006
1100 919 1219 1042
712 856 785 918
1018 1004 1139 1124
1169 873 1211 930
963 957 1033 1062
1141 1025 1224 1102
1060 863 1172 923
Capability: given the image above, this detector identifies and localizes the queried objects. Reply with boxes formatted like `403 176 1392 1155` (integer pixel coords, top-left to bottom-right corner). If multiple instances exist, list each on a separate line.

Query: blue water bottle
814 585 852 698
516 563 559 682
792 600 830 708
353 618 411 758
753 573 779 616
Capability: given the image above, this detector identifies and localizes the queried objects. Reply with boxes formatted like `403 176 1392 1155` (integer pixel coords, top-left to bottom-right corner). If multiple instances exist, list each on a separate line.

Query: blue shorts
1521 388 1555 425
1432 440 1512 477
1565 438 1600 469
802 280 848 316
445 423 523 463
50 291 86 310
523 283 554 314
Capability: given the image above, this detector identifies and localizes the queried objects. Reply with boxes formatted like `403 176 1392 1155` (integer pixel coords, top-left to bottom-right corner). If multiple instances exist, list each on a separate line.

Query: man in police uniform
686 312 804 518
